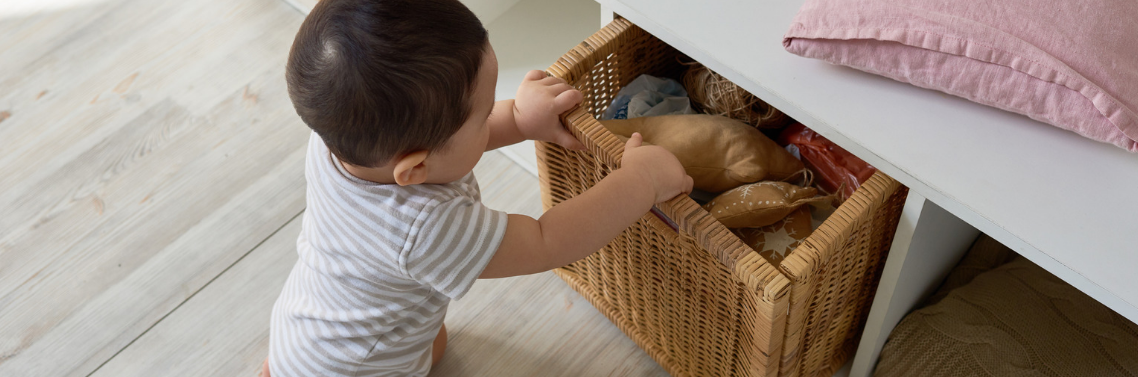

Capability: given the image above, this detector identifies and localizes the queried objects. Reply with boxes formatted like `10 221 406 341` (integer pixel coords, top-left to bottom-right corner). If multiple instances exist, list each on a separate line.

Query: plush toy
600 114 804 193
732 206 813 265
703 180 833 228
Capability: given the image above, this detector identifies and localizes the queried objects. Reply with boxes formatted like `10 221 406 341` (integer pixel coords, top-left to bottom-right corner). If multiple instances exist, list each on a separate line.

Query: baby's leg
431 324 448 367
260 357 271 377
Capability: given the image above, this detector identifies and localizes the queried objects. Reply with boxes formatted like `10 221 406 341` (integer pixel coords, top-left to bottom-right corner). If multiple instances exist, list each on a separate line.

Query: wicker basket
536 19 908 377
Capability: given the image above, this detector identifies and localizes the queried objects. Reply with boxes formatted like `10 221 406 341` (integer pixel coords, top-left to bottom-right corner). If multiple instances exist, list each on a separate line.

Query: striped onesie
269 133 508 376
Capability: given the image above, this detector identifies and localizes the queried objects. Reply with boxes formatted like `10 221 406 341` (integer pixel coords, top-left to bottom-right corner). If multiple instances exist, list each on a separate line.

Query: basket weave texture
537 18 908 377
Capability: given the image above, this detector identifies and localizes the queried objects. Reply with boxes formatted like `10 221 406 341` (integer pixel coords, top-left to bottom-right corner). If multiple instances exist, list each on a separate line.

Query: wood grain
0 0 310 375
88 214 304 377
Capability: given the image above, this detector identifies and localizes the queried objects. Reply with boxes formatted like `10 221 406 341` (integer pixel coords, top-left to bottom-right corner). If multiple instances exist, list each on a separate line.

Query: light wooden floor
0 0 666 375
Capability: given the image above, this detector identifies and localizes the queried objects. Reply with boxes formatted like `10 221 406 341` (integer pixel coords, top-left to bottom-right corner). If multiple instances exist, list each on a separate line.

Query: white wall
484 0 599 175
459 0 523 25
285 0 523 24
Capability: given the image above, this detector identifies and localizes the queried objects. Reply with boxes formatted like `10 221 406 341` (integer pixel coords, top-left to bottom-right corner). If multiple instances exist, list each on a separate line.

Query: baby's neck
340 160 399 185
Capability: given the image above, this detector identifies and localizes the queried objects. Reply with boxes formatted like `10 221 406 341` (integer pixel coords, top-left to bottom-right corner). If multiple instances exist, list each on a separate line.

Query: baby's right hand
621 133 694 203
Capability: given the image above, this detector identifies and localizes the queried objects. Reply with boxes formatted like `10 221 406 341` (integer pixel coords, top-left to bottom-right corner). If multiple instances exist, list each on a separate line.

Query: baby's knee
431 324 448 367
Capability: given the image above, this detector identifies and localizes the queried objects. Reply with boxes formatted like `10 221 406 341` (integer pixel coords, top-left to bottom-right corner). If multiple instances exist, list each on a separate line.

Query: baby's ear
393 150 430 186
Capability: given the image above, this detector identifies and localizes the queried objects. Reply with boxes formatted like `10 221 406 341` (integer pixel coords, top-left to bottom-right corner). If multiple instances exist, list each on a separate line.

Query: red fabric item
778 123 876 200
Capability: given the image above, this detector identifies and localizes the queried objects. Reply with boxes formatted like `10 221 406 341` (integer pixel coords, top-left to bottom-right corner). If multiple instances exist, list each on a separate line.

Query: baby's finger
524 70 547 81
552 89 583 112
538 76 565 86
547 82 573 94
624 132 643 151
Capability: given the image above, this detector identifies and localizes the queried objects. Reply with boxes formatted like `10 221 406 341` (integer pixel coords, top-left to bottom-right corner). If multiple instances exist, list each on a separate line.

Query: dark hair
286 0 488 167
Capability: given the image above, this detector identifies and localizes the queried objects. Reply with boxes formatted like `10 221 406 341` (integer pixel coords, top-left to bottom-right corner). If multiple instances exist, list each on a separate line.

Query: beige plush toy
703 180 832 228
599 114 804 193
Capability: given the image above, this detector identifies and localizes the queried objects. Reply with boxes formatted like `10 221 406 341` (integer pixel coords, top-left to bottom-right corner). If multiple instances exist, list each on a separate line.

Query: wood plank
0 0 301 200
0 101 308 376
280 0 318 14
88 214 304 377
0 0 310 375
436 273 668 377
88 151 666 377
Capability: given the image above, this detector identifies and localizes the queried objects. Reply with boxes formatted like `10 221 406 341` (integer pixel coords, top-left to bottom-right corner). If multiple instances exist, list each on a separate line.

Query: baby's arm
484 70 587 151
484 99 526 150
480 133 693 278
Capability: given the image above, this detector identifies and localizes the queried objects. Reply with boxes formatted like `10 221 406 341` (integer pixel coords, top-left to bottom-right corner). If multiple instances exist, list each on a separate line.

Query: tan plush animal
600 114 804 193
703 180 831 228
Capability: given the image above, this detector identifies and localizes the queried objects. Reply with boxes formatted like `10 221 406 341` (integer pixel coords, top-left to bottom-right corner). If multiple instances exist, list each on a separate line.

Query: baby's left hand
513 70 586 150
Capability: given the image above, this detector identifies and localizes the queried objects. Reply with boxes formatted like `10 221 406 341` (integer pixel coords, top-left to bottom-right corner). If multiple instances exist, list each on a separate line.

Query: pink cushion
783 0 1138 152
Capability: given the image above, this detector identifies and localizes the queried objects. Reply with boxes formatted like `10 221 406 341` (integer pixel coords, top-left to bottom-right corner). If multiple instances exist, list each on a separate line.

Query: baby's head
287 0 497 185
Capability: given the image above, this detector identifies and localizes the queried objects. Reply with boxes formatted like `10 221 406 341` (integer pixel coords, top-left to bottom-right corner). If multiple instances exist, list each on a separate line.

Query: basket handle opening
649 206 679 233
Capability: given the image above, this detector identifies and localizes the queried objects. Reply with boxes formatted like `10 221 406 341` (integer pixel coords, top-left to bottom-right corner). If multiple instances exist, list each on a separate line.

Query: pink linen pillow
783 0 1138 152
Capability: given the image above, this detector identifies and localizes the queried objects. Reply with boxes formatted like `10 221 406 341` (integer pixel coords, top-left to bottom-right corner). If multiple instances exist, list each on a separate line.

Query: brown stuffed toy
732 206 813 265
703 180 832 228
600 114 804 193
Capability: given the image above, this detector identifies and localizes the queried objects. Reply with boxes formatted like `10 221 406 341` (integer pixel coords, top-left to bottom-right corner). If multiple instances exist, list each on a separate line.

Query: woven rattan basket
536 19 908 377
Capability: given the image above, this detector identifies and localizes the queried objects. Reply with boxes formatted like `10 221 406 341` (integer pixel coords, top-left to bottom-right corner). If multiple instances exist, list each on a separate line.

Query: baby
263 0 692 376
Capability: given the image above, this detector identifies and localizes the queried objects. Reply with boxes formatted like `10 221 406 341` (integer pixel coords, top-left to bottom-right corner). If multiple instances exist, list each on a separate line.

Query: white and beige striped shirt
269 134 507 376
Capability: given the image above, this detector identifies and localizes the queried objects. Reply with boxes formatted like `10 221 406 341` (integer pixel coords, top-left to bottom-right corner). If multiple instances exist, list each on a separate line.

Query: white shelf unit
593 0 1138 376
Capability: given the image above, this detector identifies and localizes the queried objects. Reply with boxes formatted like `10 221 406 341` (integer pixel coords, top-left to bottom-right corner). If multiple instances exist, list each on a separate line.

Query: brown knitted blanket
875 255 1138 376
